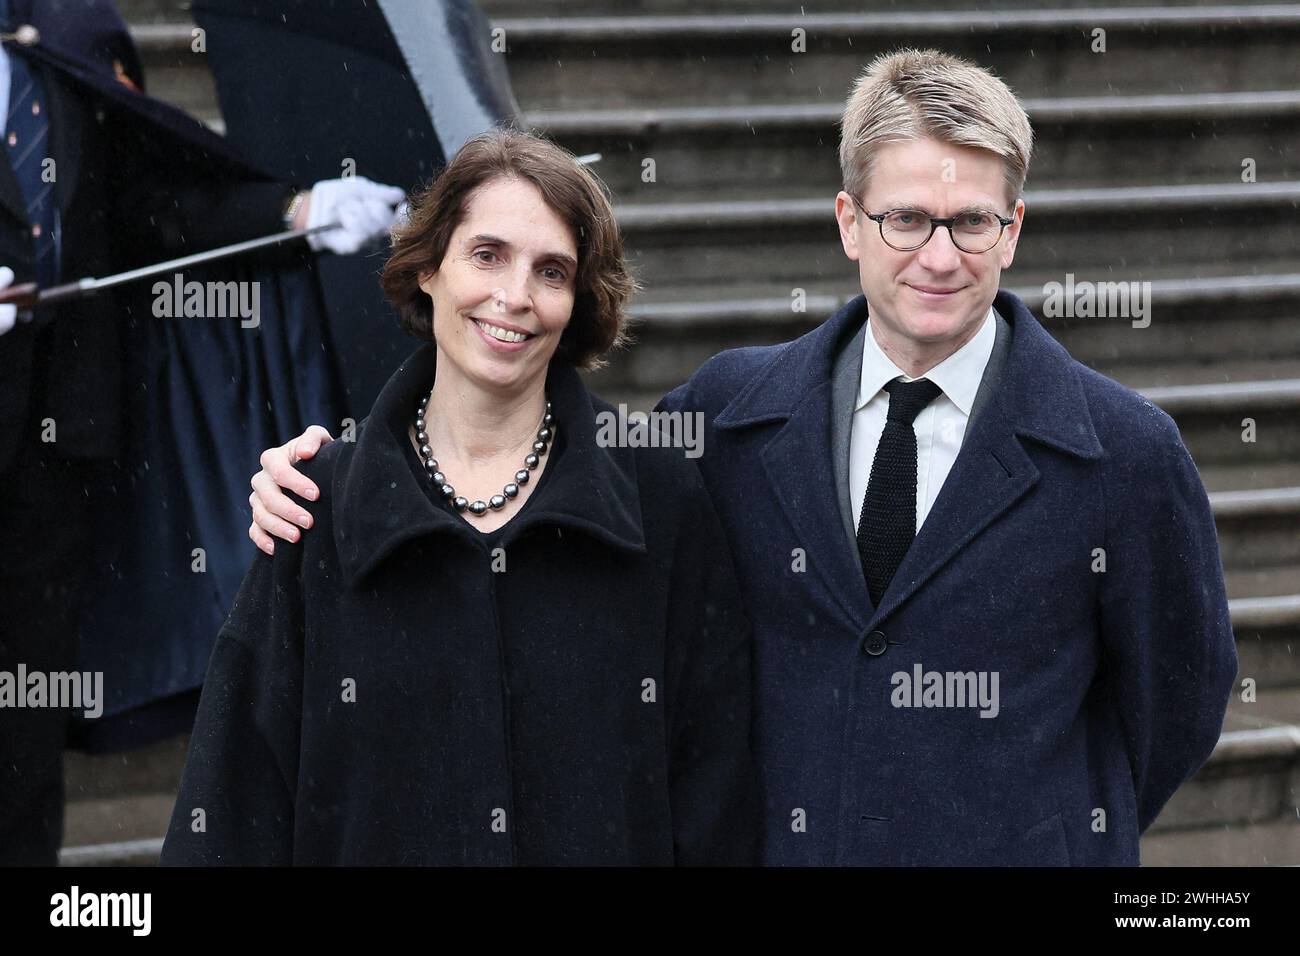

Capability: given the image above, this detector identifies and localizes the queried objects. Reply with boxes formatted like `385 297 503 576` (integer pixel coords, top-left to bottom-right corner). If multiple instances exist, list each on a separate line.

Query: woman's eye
472 249 499 264
541 268 566 282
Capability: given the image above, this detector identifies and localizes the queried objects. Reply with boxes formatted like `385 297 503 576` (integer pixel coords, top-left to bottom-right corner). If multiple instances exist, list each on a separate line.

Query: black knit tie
857 377 943 606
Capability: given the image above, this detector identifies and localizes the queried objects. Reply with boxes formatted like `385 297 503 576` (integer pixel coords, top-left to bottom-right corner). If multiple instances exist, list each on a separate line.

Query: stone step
128 8 1300 117
1210 489 1300 573
1144 724 1300 864
483 7 1300 110
531 89 1300 200
1233 594 1300 687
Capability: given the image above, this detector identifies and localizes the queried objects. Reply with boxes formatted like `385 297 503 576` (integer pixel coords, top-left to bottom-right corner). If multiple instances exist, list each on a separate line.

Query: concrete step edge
529 89 1300 134
1208 725 1300 765
615 182 1300 228
1140 378 1300 412
490 6 1300 41
1210 487 1300 517
131 7 1300 50
1229 593 1300 628
58 836 163 867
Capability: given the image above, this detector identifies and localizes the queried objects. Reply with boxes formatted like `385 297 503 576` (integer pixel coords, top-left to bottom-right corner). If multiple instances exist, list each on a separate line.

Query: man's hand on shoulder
249 426 334 554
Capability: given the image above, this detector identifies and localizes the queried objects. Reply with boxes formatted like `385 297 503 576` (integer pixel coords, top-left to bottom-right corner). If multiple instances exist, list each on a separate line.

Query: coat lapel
717 296 874 634
759 378 874 632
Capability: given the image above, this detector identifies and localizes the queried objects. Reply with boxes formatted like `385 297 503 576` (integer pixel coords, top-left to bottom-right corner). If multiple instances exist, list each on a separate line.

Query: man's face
835 137 1025 367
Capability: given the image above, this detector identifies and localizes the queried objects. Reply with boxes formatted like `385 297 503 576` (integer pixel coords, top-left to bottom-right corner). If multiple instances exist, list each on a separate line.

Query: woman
160 130 756 865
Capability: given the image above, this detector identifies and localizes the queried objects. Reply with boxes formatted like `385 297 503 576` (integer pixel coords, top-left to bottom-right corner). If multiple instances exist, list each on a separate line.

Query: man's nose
915 224 964 271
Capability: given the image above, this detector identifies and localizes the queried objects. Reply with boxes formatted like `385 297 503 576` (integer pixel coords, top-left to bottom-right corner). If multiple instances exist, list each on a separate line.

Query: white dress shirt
849 306 997 534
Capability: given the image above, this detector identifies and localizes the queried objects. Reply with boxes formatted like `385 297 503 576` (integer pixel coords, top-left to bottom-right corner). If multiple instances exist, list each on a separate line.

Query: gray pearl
432 472 446 485
537 427 552 442
468 500 488 515
503 483 519 498
489 495 506 510
416 418 424 429
452 496 468 512
543 413 554 426
524 453 539 469
419 396 428 407
416 431 427 443
420 444 432 458
423 459 436 472
515 470 529 484
532 440 546 453
440 484 455 498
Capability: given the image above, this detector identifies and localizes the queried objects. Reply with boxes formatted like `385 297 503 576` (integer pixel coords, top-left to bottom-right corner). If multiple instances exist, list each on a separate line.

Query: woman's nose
490 267 533 314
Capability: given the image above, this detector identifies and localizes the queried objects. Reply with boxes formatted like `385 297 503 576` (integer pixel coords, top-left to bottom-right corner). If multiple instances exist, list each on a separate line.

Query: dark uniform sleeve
159 546 305 865
1098 408 1238 832
105 104 301 269
664 481 759 865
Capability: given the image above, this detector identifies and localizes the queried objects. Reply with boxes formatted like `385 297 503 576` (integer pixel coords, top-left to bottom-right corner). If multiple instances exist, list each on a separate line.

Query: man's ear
835 191 862 262
1000 198 1026 270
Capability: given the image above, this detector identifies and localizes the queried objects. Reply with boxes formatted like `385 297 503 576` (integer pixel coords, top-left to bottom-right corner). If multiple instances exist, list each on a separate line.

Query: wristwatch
282 190 307 230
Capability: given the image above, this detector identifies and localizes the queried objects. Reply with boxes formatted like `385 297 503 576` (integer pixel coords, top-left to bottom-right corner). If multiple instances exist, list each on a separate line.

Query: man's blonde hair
839 48 1034 210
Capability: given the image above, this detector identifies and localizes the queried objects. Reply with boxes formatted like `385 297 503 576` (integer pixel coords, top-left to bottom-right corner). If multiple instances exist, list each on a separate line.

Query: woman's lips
469 316 535 352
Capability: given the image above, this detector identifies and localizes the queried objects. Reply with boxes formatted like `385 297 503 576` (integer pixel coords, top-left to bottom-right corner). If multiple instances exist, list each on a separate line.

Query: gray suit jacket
830 306 1013 568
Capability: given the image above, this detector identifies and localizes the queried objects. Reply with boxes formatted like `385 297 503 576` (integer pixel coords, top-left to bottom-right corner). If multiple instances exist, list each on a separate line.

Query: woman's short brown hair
381 127 636 369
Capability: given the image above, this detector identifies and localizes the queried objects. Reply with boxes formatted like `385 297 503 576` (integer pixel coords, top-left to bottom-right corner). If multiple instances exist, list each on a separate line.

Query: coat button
862 630 888 656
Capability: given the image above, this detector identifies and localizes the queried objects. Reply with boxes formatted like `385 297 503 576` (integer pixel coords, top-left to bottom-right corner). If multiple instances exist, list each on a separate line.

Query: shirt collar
856 304 997 416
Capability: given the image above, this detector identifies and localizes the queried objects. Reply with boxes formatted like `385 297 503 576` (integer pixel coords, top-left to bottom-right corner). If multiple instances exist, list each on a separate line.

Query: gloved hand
0 267 17 336
304 176 407 255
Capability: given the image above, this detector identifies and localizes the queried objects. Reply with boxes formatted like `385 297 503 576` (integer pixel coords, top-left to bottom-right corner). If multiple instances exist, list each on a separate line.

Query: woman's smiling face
419 175 579 394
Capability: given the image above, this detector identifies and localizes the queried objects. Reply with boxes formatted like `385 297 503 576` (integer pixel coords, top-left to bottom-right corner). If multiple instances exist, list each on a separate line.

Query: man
246 49 1237 864
0 0 401 864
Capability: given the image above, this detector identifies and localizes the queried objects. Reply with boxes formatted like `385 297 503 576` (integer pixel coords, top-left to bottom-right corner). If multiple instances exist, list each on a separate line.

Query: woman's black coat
160 343 757 865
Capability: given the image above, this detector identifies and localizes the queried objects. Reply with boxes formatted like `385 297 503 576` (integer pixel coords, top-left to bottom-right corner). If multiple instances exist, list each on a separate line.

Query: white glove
305 176 407 255
0 267 17 336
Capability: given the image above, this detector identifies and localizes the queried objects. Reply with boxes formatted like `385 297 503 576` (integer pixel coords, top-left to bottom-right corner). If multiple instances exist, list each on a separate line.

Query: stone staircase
65 0 1299 865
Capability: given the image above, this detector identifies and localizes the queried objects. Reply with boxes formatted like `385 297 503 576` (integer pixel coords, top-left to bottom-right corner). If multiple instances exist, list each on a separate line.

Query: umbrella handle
0 282 40 309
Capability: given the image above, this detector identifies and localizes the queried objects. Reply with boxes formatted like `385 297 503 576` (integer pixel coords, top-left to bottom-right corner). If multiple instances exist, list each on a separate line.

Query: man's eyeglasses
852 197 1015 254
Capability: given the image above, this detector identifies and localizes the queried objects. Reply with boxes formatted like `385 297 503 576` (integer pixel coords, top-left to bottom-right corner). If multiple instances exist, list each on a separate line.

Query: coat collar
712 289 1103 634
334 344 647 588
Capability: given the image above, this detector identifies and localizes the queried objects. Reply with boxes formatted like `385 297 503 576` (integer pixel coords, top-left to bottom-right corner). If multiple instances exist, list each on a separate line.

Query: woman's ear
417 270 438 296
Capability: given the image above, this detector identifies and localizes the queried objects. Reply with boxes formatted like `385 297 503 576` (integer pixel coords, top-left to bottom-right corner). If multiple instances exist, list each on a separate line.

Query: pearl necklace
413 391 556 517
